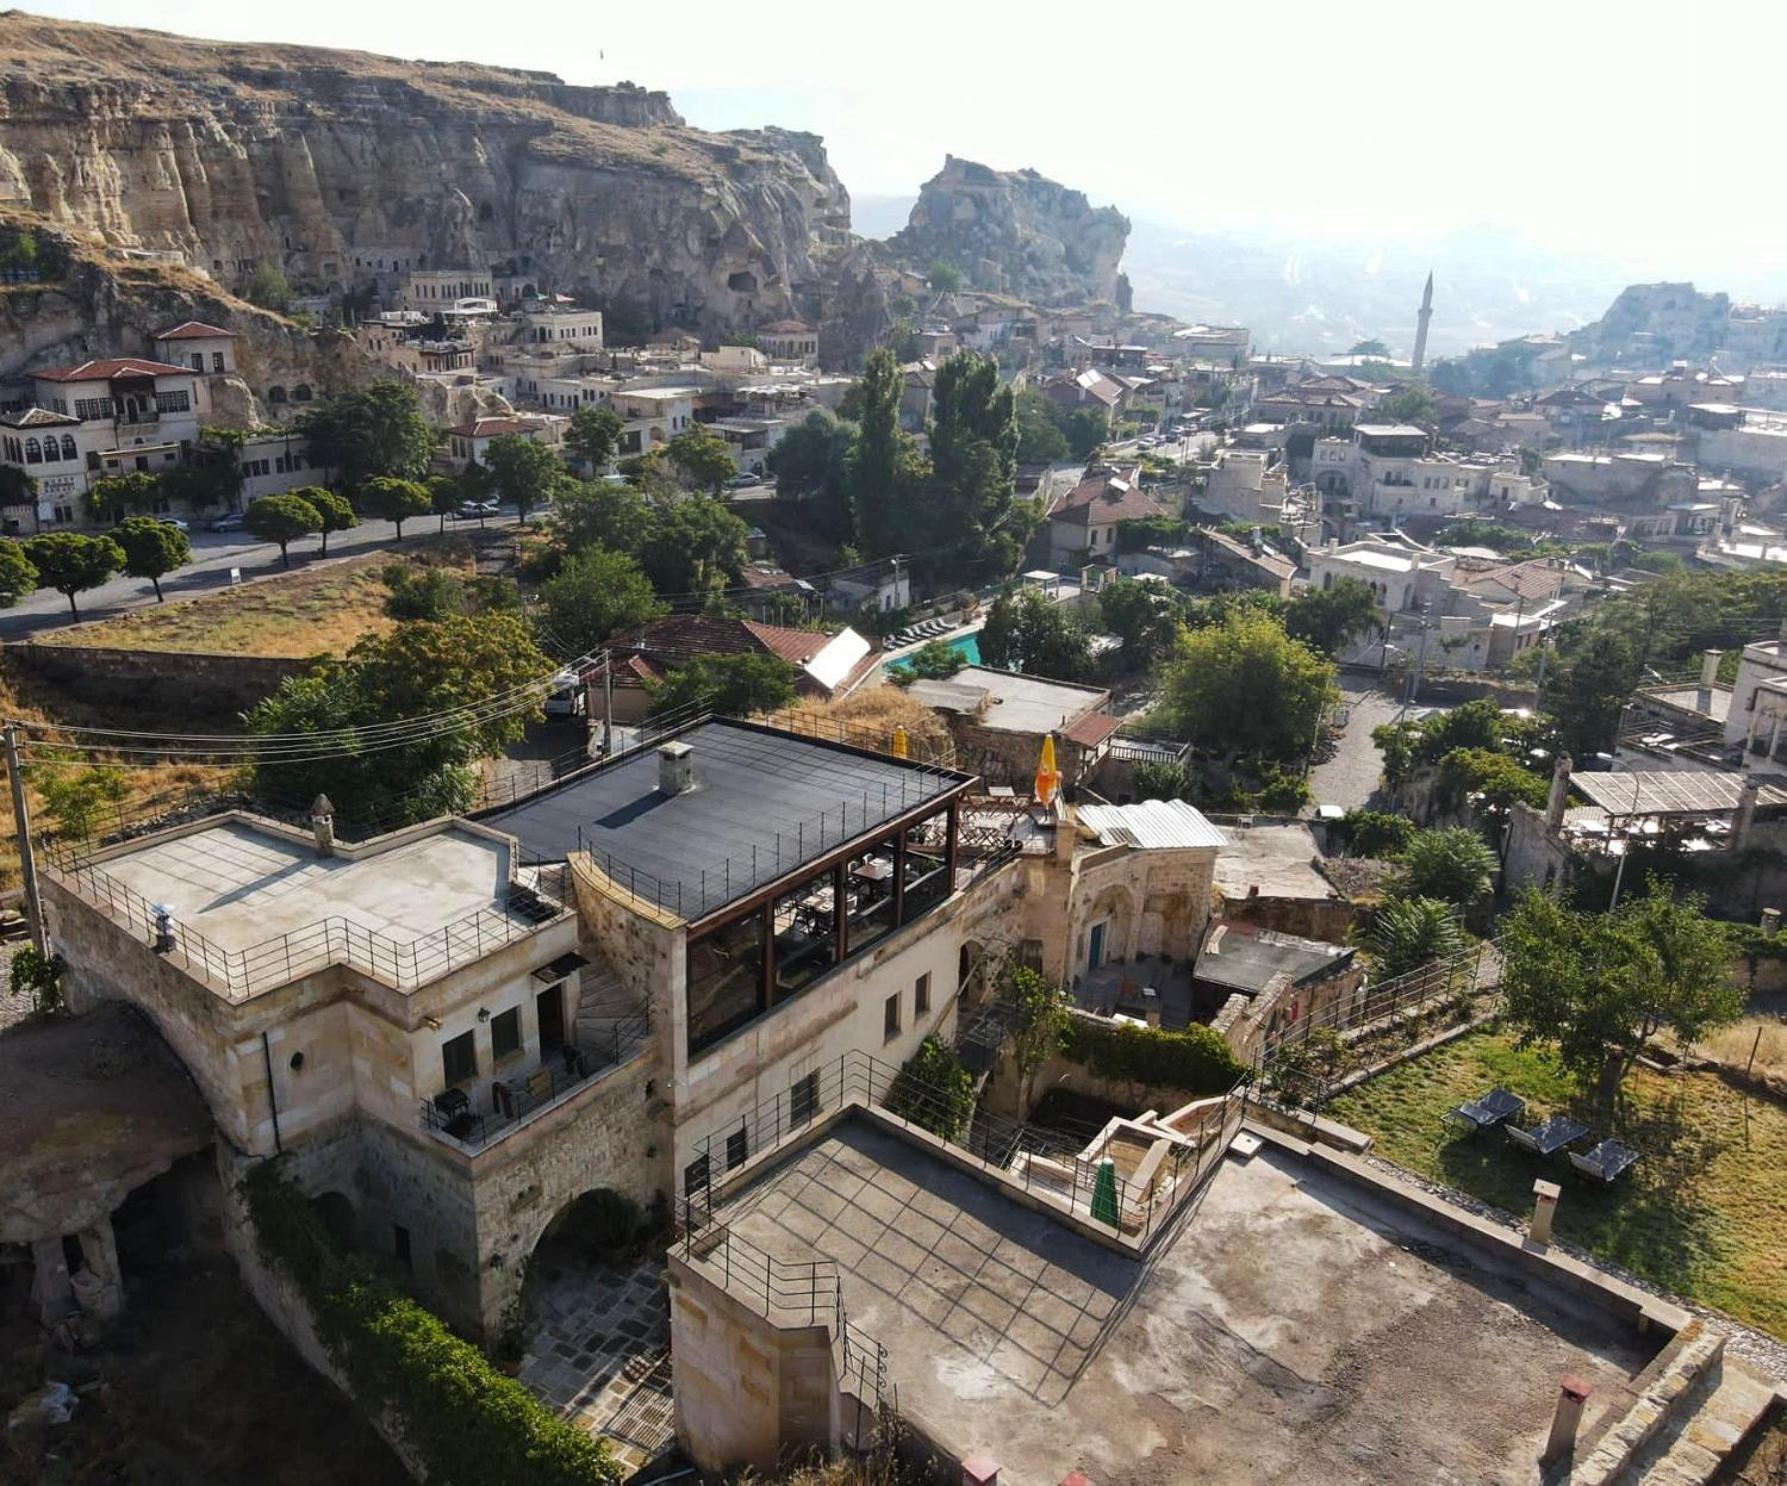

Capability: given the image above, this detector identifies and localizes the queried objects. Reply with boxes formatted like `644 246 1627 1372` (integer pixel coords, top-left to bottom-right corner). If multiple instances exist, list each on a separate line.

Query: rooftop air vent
658 740 696 796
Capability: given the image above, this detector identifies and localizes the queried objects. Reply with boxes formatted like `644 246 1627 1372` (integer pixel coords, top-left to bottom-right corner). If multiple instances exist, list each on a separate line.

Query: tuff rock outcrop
889 155 1130 308
0 13 869 342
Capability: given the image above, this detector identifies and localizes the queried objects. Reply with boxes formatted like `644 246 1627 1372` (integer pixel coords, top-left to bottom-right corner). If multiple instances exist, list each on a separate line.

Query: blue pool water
886 631 982 675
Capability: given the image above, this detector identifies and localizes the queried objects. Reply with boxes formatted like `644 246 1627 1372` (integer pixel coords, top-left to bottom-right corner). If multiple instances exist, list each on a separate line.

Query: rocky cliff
0 13 869 341
1570 282 1732 365
889 156 1130 309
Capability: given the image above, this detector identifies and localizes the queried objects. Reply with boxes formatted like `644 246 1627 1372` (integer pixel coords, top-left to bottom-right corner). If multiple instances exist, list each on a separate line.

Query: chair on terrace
1446 1086 1525 1132
1505 1113 1590 1158
1569 1138 1639 1183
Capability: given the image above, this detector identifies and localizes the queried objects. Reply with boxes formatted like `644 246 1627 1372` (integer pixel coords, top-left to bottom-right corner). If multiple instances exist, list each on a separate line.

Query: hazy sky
25 0 1787 290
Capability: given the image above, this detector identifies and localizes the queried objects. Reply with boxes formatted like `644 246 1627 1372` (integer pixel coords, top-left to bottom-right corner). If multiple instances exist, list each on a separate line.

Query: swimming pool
885 631 982 675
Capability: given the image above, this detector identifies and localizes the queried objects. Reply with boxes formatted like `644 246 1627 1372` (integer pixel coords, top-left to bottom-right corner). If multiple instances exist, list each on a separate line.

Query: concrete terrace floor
717 1121 1656 1486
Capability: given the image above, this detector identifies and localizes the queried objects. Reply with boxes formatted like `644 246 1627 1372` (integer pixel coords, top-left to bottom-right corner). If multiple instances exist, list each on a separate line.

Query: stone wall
14 642 309 717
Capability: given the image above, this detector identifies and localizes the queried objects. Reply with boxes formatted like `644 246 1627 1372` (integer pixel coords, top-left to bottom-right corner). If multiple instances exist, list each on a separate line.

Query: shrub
9 946 65 1016
884 1036 977 1142
242 1163 621 1485
1337 809 1413 858
1061 1017 1246 1096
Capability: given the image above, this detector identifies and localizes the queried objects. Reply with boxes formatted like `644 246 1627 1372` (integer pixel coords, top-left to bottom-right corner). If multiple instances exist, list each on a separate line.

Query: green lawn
1328 1026 1787 1339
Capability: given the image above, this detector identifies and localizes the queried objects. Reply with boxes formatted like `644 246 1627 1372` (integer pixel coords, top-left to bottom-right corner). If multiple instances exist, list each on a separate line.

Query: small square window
914 972 931 1017
884 992 902 1041
442 1029 477 1086
790 1070 819 1126
491 1007 521 1062
726 1128 748 1171
684 1154 710 1198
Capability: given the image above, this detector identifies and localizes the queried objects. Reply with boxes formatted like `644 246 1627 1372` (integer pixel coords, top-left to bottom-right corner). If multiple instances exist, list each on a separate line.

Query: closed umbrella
1034 733 1061 807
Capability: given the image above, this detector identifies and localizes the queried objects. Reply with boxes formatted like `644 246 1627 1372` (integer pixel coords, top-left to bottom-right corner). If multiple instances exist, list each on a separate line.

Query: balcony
419 1006 651 1155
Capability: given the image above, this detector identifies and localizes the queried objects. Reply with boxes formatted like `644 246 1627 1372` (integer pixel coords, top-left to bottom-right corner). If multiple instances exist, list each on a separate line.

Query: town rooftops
606 615 878 699
1571 769 1787 819
1049 470 1163 526
480 719 971 921
152 320 235 340
1353 422 1428 438
1194 922 1354 996
758 319 815 335
0 407 80 428
449 416 548 438
907 665 1110 735
1078 798 1226 851
33 357 193 383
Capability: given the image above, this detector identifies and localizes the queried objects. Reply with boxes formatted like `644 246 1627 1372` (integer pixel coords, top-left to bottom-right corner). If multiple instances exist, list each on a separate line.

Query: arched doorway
311 1190 357 1251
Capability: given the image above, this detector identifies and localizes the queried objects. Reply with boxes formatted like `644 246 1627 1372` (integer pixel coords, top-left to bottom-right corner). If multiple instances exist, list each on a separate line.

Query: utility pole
5 723 46 954
601 649 614 759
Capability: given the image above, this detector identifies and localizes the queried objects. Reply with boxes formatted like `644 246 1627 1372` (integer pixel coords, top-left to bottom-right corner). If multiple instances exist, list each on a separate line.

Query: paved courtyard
520 1255 675 1474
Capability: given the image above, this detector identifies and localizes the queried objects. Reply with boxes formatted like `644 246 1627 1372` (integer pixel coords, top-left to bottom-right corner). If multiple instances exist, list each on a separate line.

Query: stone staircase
573 956 632 1057
1572 1318 1783 1485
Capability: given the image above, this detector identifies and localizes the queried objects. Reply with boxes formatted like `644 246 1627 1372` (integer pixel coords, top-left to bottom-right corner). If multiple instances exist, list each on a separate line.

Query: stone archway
311 1190 356 1251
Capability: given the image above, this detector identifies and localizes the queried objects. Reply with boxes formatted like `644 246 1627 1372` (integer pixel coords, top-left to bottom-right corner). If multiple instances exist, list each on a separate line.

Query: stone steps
1625 1356 1780 1486
573 960 629 1051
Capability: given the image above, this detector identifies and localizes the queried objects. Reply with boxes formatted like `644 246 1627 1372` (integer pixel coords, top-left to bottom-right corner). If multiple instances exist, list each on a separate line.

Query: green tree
639 496 749 595
298 486 357 556
977 587 1094 681
23 532 123 615
1285 578 1381 657
647 651 797 718
1060 405 1110 460
0 465 35 516
848 349 929 557
426 474 460 534
37 760 129 837
357 476 432 540
665 427 737 492
1373 385 1439 424
539 548 665 653
9 945 65 1017
246 260 291 313
244 492 323 567
483 434 564 520
1000 962 1071 1109
1099 578 1183 670
927 352 1022 577
246 613 551 827
160 428 246 513
550 479 654 556
1013 389 1070 463
1336 809 1413 858
1347 338 1391 357
1158 612 1334 764
898 638 967 682
297 382 437 489
1501 883 1742 1114
885 1035 977 1141
113 514 190 602
1548 629 1639 760
85 470 161 523
926 259 963 293
1133 758 1195 802
1392 827 1497 906
564 405 625 473
1368 896 1466 977
0 539 38 606
766 409 856 538
1436 746 1549 815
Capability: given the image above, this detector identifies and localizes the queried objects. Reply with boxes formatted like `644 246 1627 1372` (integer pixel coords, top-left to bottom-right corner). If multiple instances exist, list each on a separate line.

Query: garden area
1328 1025 1787 1339
34 547 469 658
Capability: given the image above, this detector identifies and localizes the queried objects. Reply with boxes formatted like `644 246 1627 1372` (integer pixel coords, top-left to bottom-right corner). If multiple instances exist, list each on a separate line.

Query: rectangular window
915 972 931 1017
156 390 192 413
392 1224 411 1270
884 992 902 1041
190 354 203 371
683 1154 710 1198
491 1006 521 1062
790 1070 819 1126
726 1127 748 1171
442 1029 476 1086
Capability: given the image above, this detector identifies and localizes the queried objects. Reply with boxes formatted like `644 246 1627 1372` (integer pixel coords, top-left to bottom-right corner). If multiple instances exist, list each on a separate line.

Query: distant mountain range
852 195 1675 360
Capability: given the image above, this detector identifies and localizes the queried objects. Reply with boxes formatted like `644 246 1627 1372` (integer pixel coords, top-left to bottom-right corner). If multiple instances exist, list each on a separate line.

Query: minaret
1411 270 1434 374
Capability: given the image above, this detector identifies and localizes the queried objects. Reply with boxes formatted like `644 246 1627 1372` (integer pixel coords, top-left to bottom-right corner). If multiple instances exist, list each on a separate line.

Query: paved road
1308 672 1409 811
0 511 524 640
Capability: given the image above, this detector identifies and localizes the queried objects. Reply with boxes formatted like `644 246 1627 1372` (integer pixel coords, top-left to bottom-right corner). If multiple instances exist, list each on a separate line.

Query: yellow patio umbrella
1034 733 1061 807
891 724 909 759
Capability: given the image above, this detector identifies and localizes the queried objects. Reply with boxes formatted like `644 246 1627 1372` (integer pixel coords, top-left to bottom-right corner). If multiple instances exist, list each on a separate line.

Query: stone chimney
310 794 335 857
657 740 696 796
1698 649 1723 712
1732 776 1761 852
1053 800 1079 863
1545 754 1573 831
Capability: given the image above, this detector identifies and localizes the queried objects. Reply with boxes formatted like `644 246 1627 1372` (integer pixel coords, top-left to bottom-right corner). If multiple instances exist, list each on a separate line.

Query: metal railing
684 1045 1246 1250
44 842 573 1001
419 1007 651 1154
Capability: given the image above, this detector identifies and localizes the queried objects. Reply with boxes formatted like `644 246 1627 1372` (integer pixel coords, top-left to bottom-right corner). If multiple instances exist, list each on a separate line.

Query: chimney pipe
1699 648 1723 698
1732 776 1761 852
311 794 336 857
1541 1377 1594 1465
1545 755 1572 831
657 740 696 796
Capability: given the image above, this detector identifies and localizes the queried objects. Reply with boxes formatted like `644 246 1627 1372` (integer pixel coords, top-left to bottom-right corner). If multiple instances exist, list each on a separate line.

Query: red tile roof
1062 711 1120 749
610 615 830 669
33 357 193 383
450 416 545 438
152 320 235 341
1049 471 1166 527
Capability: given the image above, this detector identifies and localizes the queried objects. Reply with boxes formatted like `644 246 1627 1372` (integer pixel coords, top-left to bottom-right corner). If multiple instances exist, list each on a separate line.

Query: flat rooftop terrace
483 720 967 919
95 820 518 952
912 666 1109 734
717 1120 1652 1486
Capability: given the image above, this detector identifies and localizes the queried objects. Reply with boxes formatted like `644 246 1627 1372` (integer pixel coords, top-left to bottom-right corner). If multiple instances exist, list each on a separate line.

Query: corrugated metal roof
1572 769 1787 817
1079 799 1228 851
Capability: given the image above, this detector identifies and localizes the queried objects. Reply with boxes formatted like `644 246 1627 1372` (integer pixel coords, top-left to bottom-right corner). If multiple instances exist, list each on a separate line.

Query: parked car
158 516 190 532
725 471 763 489
207 513 243 532
455 500 499 519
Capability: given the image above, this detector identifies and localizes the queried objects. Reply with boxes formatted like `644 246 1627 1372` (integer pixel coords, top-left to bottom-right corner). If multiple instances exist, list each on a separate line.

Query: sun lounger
1505 1114 1590 1157
1569 1139 1639 1183
1448 1086 1525 1131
